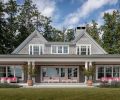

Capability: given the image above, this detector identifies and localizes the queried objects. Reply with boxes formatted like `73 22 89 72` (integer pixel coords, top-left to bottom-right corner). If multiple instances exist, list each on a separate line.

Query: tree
4 0 18 53
65 29 74 42
15 0 39 47
86 20 101 44
0 1 7 54
102 11 120 54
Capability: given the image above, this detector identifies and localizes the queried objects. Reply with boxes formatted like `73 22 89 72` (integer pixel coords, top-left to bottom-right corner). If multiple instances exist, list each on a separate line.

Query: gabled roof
72 31 107 54
12 30 47 54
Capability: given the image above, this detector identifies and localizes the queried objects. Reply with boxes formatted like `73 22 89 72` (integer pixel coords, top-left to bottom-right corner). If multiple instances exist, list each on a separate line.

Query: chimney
75 26 86 38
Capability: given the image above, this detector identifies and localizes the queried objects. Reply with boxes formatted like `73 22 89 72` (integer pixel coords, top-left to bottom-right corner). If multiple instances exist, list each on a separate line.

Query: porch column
84 62 88 83
32 61 35 83
6 66 8 77
27 61 31 80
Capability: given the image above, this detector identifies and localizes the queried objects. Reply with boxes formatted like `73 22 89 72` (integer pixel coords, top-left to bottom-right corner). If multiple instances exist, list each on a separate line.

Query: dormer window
51 45 69 54
76 44 91 55
29 44 44 55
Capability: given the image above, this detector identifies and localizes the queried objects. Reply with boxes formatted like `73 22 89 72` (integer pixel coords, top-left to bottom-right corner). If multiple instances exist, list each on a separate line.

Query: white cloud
63 0 118 28
2 0 9 3
100 9 117 17
96 8 117 27
33 0 56 17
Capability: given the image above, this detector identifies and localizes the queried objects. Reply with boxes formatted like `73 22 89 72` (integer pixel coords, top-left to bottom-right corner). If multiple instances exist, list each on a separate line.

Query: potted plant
83 65 95 86
22 63 37 86
27 63 33 86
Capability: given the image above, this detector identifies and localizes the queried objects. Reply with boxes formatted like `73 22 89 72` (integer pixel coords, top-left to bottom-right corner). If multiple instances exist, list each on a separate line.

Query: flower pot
87 80 93 86
27 80 33 86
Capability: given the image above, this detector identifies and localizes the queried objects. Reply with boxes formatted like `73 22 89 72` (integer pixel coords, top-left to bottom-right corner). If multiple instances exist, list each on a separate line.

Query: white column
6 66 8 77
32 61 35 83
89 62 92 67
84 62 88 83
27 61 31 80
13 66 15 77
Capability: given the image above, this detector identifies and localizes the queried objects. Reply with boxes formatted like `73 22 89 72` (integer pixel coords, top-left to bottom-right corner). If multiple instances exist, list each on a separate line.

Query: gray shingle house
0 27 120 83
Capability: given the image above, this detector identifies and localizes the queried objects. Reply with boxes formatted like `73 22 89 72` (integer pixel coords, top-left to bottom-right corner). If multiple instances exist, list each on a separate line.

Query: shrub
98 81 120 88
0 83 22 88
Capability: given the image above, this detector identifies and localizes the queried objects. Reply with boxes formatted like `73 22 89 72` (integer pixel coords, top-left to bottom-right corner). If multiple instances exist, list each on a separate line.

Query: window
52 46 57 54
33 46 39 55
96 65 120 80
81 46 86 55
58 46 62 53
29 44 44 55
98 67 104 79
0 66 6 77
106 67 112 77
51 45 69 54
63 46 68 53
113 67 119 77
76 44 91 55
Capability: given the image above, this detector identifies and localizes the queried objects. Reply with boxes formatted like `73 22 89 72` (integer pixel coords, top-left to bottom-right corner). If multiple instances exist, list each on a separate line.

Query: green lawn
0 88 120 100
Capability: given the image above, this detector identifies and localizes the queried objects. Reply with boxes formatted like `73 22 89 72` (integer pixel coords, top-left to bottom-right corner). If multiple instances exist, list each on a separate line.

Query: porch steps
19 83 99 88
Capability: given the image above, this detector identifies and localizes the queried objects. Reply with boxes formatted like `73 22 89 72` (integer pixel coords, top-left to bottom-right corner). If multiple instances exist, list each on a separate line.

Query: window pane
61 68 65 77
52 46 57 53
88 46 90 55
98 67 104 79
106 67 112 77
77 46 79 55
8 66 14 77
81 46 86 55
113 67 119 77
58 46 62 53
29 45 32 55
0 66 6 77
33 46 39 55
63 46 68 54
73 68 77 77
68 68 72 79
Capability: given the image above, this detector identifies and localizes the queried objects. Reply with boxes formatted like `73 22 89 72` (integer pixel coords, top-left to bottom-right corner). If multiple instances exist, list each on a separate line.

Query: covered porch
0 54 120 84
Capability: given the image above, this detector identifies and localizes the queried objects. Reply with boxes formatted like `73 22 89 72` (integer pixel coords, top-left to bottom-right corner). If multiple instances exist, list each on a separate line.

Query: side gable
73 31 107 54
12 30 47 54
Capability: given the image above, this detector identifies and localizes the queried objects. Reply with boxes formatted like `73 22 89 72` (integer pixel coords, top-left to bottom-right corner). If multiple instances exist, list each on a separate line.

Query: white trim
12 30 47 54
29 44 44 55
6 66 8 77
51 45 69 54
96 65 120 80
76 44 91 55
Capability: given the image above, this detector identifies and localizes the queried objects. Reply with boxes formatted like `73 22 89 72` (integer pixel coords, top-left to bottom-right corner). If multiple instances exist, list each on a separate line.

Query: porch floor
18 83 100 88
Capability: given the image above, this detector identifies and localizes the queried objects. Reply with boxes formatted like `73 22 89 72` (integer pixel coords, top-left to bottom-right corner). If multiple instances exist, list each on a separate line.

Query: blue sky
4 0 120 29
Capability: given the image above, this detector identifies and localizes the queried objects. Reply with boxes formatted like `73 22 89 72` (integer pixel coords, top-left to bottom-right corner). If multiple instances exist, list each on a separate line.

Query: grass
0 88 120 100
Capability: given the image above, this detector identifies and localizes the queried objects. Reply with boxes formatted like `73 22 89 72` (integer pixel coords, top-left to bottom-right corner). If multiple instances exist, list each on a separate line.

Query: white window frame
76 44 91 55
51 45 69 54
96 65 120 80
29 44 44 55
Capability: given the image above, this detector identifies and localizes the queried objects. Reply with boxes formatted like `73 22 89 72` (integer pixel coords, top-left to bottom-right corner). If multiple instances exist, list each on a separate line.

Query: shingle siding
76 34 105 54
15 30 106 55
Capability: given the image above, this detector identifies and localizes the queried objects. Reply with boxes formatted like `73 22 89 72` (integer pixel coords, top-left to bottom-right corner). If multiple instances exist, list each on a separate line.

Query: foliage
22 63 38 80
83 66 95 80
0 83 21 88
65 29 75 42
98 81 120 88
102 10 120 54
86 20 101 44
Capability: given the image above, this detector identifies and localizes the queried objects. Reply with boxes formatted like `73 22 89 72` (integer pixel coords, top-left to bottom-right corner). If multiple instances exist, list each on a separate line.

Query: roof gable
72 31 107 54
12 30 47 54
